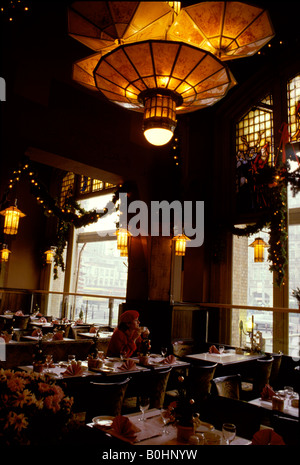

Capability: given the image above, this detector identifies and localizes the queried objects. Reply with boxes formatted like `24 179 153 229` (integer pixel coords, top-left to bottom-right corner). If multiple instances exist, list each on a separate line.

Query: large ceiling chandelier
68 2 274 146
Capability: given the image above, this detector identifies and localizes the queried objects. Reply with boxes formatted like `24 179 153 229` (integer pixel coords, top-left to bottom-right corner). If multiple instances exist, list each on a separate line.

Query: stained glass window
80 176 116 194
287 73 300 142
60 172 75 208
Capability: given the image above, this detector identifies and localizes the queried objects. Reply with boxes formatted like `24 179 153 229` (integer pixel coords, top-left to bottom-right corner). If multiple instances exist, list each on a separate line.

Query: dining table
249 397 299 419
88 408 251 445
185 350 264 366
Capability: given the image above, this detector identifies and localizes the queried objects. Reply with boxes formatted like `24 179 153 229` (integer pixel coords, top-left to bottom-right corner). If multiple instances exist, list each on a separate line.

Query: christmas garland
232 162 299 286
0 157 129 278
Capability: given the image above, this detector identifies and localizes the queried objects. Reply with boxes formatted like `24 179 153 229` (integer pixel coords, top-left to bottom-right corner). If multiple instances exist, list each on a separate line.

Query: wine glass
68 354 76 364
219 345 225 354
44 355 53 373
161 347 167 357
120 349 127 361
284 386 294 407
222 423 236 445
138 395 150 421
160 409 170 434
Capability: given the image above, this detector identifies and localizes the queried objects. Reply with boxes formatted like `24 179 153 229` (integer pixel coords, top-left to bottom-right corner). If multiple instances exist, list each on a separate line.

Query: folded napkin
53 331 64 340
75 319 84 324
209 345 220 354
38 317 47 323
162 354 176 365
111 415 140 442
118 359 137 371
15 310 24 316
252 429 285 445
63 361 84 376
32 329 43 337
89 326 97 333
261 384 276 400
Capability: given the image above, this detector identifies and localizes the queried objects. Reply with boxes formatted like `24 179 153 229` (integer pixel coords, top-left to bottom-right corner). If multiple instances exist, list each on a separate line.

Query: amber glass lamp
0 244 11 262
249 237 268 262
116 228 131 250
173 233 190 256
0 202 26 235
44 248 55 264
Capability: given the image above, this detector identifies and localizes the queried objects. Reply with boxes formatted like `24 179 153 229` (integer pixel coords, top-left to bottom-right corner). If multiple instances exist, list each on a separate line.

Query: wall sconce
173 233 190 256
0 244 11 262
249 237 268 262
0 200 26 235
115 228 131 257
44 247 55 264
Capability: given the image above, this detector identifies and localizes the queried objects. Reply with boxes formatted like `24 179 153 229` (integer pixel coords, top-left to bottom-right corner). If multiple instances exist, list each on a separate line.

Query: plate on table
92 416 114 429
203 431 222 445
106 357 120 362
195 421 214 433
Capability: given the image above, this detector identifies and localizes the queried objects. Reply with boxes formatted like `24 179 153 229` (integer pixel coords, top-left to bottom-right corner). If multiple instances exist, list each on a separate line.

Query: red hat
119 310 139 323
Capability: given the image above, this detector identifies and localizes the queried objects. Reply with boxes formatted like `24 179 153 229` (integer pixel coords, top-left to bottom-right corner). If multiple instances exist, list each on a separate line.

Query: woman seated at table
106 310 149 358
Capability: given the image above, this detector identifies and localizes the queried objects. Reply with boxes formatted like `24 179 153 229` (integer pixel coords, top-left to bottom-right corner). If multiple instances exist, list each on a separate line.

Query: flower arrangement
0 368 74 446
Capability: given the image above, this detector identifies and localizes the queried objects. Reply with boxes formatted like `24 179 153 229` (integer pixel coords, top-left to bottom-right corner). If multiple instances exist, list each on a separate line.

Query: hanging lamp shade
249 237 268 262
0 245 11 262
68 1 179 54
173 233 190 256
167 2 275 61
0 205 26 235
93 39 235 144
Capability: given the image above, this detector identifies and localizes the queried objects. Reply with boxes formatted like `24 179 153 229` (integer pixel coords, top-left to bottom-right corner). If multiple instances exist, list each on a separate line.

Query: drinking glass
284 386 294 407
45 355 53 373
161 347 167 357
120 349 127 361
222 423 236 445
219 345 225 354
138 396 150 421
68 354 76 363
160 409 170 434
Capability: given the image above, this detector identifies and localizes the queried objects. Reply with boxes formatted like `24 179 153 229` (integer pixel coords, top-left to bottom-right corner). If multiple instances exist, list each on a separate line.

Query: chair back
253 358 273 396
186 363 217 403
201 396 263 440
13 315 30 329
211 374 241 400
149 367 172 409
269 352 282 388
85 377 131 422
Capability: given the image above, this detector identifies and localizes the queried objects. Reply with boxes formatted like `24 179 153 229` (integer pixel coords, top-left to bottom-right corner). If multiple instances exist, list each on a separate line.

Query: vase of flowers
292 288 300 309
0 368 74 446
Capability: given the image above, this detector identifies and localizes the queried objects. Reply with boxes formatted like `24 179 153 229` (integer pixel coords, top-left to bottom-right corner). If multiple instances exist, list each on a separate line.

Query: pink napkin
38 317 47 323
111 416 140 442
162 354 176 365
252 429 285 445
118 359 137 371
209 345 220 354
32 329 42 337
63 361 84 376
89 326 97 333
15 310 24 316
261 384 276 400
53 331 64 340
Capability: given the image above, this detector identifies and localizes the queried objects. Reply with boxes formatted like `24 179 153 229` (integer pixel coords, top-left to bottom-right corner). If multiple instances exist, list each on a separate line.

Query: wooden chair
241 358 273 400
85 377 131 423
13 315 30 329
186 363 218 405
211 374 241 400
268 352 282 389
122 367 172 413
